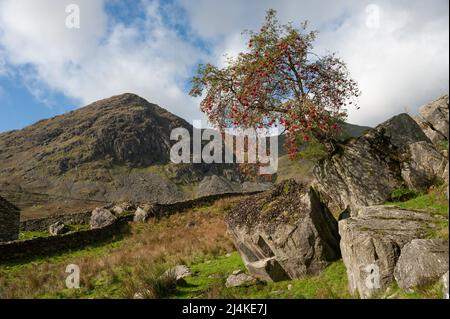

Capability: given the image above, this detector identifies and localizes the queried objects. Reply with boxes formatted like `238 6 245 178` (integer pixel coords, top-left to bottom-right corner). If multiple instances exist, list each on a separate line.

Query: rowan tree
190 9 361 157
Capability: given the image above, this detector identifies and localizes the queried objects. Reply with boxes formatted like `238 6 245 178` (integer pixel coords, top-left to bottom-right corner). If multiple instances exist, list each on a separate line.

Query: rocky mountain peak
0 93 192 176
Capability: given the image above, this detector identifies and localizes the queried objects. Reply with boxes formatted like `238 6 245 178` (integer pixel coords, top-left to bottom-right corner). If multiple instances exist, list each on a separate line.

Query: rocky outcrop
401 141 448 188
90 207 117 229
314 113 445 214
339 205 445 298
394 239 449 291
163 265 193 284
0 196 20 242
415 95 449 146
48 221 67 236
226 180 340 282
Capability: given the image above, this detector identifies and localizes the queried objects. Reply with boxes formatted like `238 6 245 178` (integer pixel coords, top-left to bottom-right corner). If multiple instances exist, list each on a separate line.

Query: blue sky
0 0 448 133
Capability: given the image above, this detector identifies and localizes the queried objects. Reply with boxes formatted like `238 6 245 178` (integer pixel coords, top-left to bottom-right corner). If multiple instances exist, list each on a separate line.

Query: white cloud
179 0 449 126
315 1 450 125
0 0 448 127
0 0 207 124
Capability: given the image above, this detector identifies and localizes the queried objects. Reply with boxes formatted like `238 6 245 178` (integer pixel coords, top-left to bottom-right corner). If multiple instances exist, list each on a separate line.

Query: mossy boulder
226 180 340 281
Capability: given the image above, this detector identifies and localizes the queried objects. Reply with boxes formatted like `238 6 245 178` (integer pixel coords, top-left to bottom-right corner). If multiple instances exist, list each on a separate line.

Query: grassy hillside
1 188 446 299
276 155 315 183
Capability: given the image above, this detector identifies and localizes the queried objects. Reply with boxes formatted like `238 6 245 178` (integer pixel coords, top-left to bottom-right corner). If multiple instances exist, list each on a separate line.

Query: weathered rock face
226 180 340 282
48 221 67 236
415 95 449 146
112 202 136 215
314 113 443 214
394 239 449 291
0 196 20 242
90 207 117 229
225 272 256 288
241 181 273 193
339 205 445 298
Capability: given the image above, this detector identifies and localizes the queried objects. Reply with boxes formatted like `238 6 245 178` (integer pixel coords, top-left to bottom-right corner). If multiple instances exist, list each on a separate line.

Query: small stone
287 284 293 291
225 273 256 288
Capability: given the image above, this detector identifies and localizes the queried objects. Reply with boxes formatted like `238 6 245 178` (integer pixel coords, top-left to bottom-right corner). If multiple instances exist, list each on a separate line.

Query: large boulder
339 205 445 298
394 239 449 291
314 113 442 214
90 207 117 229
401 141 448 188
226 180 340 282
415 95 449 146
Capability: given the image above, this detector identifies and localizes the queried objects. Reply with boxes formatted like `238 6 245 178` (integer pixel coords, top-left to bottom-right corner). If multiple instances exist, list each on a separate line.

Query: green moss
173 253 351 299
18 230 50 240
283 182 290 194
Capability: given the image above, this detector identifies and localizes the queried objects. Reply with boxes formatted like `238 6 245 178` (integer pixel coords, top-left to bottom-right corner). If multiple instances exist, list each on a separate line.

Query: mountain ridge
0 93 242 218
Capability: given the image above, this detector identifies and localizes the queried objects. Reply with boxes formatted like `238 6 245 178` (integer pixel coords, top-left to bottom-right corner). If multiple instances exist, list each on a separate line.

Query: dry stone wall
0 196 20 242
0 215 132 263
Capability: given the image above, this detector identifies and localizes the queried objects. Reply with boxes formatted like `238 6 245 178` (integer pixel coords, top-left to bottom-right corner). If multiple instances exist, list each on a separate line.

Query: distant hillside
0 94 243 218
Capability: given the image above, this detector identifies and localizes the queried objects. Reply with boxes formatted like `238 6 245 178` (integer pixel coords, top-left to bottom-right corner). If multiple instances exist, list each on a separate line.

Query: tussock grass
0 196 240 299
